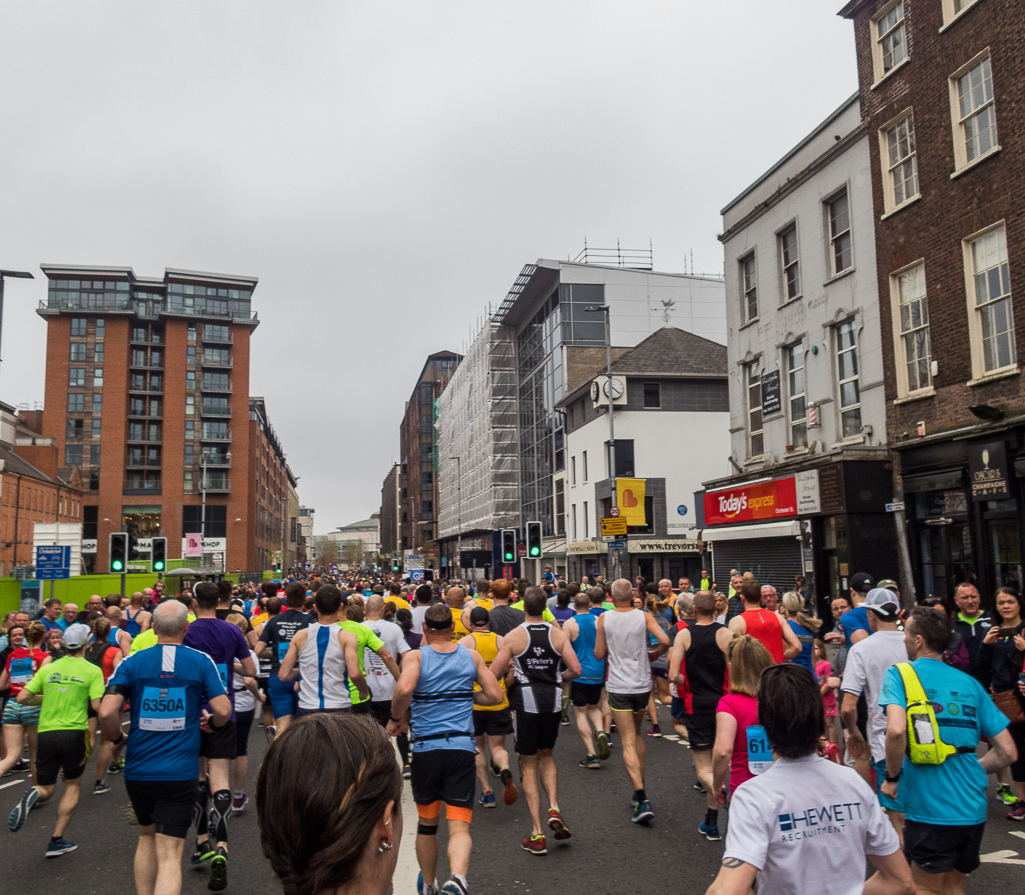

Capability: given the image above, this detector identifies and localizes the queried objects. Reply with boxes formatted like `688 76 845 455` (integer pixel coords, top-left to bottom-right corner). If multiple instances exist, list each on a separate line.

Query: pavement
4 704 1025 893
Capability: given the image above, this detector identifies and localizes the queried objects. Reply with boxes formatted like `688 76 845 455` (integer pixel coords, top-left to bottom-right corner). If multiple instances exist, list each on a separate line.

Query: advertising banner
704 478 798 526
616 478 646 526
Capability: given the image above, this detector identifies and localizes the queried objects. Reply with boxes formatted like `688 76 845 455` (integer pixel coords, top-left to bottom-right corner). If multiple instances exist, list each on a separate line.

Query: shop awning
702 520 800 542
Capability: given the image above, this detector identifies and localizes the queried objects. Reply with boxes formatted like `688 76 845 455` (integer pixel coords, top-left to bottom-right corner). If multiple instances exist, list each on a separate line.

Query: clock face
603 378 624 399
590 381 600 402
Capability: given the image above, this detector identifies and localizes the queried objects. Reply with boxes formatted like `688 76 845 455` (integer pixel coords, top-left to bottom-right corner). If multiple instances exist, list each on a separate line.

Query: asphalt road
4 703 1025 894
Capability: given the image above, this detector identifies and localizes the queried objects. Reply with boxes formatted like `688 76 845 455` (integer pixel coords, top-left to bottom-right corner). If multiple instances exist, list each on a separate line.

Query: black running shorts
200 720 238 760
473 707 513 737
36 729 91 786
684 712 717 751
903 820 985 875
125 779 199 839
411 748 476 810
608 691 648 713
514 710 561 756
570 682 603 707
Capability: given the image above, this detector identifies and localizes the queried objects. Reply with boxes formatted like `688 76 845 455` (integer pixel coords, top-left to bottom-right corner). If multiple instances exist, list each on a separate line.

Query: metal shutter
712 537 803 596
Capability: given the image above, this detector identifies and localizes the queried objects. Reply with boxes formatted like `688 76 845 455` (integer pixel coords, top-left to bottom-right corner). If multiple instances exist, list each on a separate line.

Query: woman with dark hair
920 596 969 671
979 586 1025 819
86 616 124 793
257 713 402 895
394 608 421 650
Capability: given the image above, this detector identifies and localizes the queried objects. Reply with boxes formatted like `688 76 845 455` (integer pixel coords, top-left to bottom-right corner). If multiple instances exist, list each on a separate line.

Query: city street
4 702 1025 893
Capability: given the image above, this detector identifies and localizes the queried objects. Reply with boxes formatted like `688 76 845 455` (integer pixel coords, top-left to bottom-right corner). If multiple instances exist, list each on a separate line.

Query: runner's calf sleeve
194 781 210 835
417 823 438 836
210 790 232 843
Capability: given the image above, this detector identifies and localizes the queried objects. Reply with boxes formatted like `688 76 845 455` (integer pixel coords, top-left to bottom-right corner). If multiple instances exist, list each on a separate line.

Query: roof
0 443 52 484
610 326 728 377
335 516 380 533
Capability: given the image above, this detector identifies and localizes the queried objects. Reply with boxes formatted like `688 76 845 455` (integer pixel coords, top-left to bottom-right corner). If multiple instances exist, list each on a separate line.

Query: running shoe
45 837 77 858
996 783 1017 805
8 787 39 832
522 833 547 855
93 781 112 795
108 757 125 774
646 724 662 738
208 846 228 891
417 871 438 895
440 878 469 895
596 732 611 761
632 799 654 824
547 808 571 840
693 779 706 792
231 792 249 814
698 820 721 841
265 724 276 744
1008 801 1025 822
579 754 601 770
12 758 32 773
191 842 216 867
560 694 570 726
500 768 518 805
479 791 496 808
403 763 412 780
126 803 139 826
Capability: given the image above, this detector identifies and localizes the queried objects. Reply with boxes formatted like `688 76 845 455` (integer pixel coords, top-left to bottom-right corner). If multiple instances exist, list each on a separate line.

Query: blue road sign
35 545 71 580
607 541 626 549
677 504 688 516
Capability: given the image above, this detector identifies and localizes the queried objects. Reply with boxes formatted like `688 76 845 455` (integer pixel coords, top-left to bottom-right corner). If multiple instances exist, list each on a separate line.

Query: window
94 319 104 338
186 371 196 390
572 504 578 540
787 342 807 447
187 324 196 341
92 392 102 414
583 502 589 539
609 439 635 478
746 364 763 456
184 471 193 492
89 470 99 490
68 367 85 387
836 321 862 437
951 54 998 169
66 419 83 439
130 397 147 416
185 420 194 439
184 444 194 466
891 263 932 395
187 345 196 364
881 112 919 212
186 395 195 415
132 326 146 342
69 342 86 362
965 224 1014 376
740 253 758 322
94 342 104 363
871 1 906 82
64 444 82 465
204 324 230 342
90 444 100 465
555 479 565 536
778 225 800 302
67 393 84 413
93 368 103 387
826 190 853 276
942 0 979 25
91 418 101 439
582 451 588 482
571 456 576 486
70 318 87 337
642 382 661 408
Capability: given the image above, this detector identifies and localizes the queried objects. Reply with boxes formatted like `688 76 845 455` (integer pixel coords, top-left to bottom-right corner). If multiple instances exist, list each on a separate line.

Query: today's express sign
704 478 798 526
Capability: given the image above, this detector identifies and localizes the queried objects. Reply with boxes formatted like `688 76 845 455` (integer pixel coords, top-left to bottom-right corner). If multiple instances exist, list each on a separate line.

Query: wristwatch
884 772 900 784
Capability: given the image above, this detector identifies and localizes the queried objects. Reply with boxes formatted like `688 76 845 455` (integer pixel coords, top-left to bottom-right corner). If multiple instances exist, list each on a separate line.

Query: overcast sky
0 1 857 532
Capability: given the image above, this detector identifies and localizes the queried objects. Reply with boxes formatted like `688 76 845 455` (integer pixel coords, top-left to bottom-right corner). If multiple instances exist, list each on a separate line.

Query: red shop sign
704 478 798 526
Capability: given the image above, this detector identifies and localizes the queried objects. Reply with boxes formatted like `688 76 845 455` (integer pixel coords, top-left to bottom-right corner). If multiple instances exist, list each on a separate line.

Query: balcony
200 475 230 493
200 403 232 417
200 429 232 442
129 357 164 370
201 353 232 369
130 333 163 346
126 433 162 444
202 331 233 344
128 385 164 395
127 407 163 419
201 380 232 393
39 295 132 314
199 454 231 468
126 457 161 469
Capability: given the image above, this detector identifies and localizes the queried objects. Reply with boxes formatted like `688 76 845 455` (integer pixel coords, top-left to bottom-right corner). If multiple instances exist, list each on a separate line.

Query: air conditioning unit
590 377 628 407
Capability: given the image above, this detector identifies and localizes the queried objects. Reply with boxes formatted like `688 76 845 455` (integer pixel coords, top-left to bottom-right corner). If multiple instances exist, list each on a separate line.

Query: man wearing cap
840 588 909 833
8 623 106 857
839 572 876 648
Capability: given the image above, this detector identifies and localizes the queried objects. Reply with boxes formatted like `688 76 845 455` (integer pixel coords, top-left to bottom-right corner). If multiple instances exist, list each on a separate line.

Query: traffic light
526 521 542 559
109 532 128 573
151 537 167 572
501 529 516 564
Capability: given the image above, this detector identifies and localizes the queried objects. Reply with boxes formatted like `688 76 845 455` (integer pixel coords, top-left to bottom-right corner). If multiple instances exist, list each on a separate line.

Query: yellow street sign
600 518 628 536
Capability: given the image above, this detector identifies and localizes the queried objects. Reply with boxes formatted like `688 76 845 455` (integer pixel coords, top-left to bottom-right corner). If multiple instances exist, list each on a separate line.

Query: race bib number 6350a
139 686 187 731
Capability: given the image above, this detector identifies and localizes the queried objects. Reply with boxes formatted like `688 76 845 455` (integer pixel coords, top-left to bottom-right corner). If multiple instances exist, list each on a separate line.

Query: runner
387 603 503 895
8 623 104 858
594 579 670 823
728 578 801 663
339 594 400 715
363 595 410 734
445 587 471 643
100 600 231 895
124 592 152 639
483 579 523 636
278 585 366 716
84 617 124 794
0 622 50 781
183 581 257 890
562 592 610 768
668 590 732 841
490 588 582 856
222 612 262 815
255 581 312 738
457 607 517 808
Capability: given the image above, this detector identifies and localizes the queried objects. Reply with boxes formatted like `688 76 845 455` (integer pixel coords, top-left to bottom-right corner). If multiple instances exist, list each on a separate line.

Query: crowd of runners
2 567 1024 895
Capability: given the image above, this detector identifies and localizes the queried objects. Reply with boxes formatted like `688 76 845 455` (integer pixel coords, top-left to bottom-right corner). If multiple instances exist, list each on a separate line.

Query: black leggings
1008 721 1025 783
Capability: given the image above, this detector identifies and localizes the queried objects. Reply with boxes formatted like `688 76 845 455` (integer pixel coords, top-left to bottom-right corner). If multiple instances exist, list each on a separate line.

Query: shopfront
566 541 603 584
625 537 704 584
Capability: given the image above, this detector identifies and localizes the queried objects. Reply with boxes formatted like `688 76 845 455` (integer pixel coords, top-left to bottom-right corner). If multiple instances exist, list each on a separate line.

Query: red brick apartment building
840 0 1025 598
36 265 291 573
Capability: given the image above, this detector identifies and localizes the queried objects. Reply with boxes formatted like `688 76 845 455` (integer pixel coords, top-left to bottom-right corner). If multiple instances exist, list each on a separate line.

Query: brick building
399 352 460 560
379 462 399 562
36 265 293 573
840 0 1025 599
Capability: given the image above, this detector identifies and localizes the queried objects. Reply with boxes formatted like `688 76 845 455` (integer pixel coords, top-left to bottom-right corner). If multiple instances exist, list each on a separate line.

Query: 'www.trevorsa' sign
704 478 798 526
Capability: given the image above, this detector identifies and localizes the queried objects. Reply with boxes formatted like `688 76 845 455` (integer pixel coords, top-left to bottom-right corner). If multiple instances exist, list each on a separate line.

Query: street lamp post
585 305 618 579
449 456 462 579
0 269 35 392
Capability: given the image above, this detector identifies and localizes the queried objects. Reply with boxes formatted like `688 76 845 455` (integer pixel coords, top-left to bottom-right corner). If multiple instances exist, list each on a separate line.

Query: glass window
954 56 997 166
787 342 807 447
894 263 932 393
187 371 196 389
93 368 103 387
132 326 146 342
883 113 919 210
967 225 1014 374
64 444 82 465
186 395 195 415
185 444 194 466
184 471 193 492
91 418 101 439
740 253 758 322
90 444 100 465
94 342 104 364
582 451 588 483
571 456 576 486
643 382 661 408
836 321 862 437
779 225 800 302
68 367 85 387
187 324 196 341
827 191 853 276
66 419 83 440
187 345 196 364
873 1 906 78
70 318 87 337
69 342 86 362
89 470 99 490
747 364 763 456
93 392 102 414
572 504 577 540
185 420 194 439
583 502 589 539
94 319 104 338
67 393 84 413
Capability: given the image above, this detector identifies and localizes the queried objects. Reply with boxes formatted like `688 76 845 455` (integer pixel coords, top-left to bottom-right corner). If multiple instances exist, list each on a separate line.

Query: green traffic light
112 561 124 572
529 548 540 557
153 561 165 571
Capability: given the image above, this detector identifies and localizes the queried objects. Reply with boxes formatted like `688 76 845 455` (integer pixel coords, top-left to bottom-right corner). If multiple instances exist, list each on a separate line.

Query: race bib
747 725 774 775
277 642 289 661
139 686 187 731
215 663 229 692
9 656 33 685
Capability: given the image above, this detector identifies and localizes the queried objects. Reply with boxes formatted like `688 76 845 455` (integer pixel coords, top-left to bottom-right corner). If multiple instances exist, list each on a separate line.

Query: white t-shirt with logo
724 755 898 895
840 630 908 762
363 619 409 702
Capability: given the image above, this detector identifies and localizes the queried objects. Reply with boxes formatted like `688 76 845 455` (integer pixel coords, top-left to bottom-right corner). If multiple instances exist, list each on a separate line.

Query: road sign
600 518 628 537
35 545 71 580
517 543 527 558
885 502 905 513
409 569 425 582
607 541 626 549
609 507 620 517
